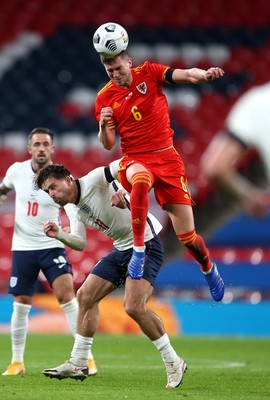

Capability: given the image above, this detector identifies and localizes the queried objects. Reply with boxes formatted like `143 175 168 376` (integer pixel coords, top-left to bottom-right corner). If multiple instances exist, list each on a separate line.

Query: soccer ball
93 22 129 57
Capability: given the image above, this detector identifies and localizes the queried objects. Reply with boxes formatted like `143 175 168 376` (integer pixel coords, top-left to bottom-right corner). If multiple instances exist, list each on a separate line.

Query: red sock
130 172 152 247
177 229 212 272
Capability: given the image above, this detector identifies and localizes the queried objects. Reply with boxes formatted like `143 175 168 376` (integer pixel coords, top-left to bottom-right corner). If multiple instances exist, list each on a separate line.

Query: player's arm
98 106 117 150
43 219 87 251
201 132 246 188
0 182 12 205
168 67 224 84
200 133 268 217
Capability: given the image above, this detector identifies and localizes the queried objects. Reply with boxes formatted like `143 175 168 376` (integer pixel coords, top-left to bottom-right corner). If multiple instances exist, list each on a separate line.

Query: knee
76 287 88 307
52 275 75 304
56 292 74 304
76 286 97 312
124 300 143 321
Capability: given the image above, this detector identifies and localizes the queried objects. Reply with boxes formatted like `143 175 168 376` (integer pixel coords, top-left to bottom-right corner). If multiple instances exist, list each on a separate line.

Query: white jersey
226 82 270 183
64 166 162 251
3 159 65 250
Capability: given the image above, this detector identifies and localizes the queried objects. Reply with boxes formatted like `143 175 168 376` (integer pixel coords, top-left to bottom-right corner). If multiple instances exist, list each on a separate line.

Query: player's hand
0 194 7 206
110 189 127 208
205 67 225 81
43 220 59 238
100 107 114 127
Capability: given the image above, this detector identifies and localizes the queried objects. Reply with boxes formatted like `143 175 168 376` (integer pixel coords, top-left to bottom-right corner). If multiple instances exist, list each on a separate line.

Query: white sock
11 302 31 363
61 299 94 360
60 298 78 337
202 263 214 275
152 333 178 363
133 246 145 253
70 333 94 366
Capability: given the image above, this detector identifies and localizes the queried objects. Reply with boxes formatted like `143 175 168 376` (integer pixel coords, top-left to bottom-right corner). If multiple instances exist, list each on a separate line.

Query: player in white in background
0 127 97 376
35 162 187 389
200 81 270 217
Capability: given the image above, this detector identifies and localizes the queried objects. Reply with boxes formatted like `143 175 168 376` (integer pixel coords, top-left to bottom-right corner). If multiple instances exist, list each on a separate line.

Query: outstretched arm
172 67 224 84
43 219 87 251
200 133 269 217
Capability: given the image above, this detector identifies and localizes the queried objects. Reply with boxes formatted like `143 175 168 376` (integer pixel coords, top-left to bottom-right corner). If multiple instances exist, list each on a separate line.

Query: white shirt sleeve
2 163 18 189
109 159 121 179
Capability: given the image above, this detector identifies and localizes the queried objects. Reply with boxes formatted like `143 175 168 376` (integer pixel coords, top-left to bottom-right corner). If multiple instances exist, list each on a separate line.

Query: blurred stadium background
0 0 269 336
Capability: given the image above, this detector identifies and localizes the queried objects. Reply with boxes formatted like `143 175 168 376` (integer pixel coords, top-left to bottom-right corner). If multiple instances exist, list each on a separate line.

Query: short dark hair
28 127 54 144
35 164 72 189
100 50 129 65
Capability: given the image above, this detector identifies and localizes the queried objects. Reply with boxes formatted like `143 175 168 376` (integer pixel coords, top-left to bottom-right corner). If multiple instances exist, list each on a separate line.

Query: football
93 22 129 57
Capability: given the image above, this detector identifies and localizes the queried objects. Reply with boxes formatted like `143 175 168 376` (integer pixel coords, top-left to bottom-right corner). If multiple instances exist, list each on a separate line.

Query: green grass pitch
0 333 270 400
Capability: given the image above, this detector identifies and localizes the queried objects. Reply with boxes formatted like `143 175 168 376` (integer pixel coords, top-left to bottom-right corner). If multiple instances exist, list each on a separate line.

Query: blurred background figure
200 81 270 218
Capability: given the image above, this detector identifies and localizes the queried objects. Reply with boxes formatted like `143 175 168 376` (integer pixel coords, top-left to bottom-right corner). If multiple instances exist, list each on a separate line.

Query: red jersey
95 61 174 154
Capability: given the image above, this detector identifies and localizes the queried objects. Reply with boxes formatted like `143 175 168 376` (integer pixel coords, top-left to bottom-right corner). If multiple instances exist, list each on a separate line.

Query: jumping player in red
96 50 225 301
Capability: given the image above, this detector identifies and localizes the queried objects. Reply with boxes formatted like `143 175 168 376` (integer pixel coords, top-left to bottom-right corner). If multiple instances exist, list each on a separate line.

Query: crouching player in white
35 161 187 388
0 127 97 376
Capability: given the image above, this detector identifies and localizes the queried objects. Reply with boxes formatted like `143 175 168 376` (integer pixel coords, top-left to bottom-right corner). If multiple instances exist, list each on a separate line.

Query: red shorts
118 147 195 208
